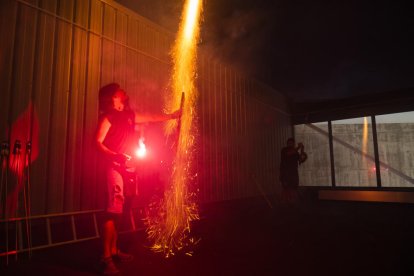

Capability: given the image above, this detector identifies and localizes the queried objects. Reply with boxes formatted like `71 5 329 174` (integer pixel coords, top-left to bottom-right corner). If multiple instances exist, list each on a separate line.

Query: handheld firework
136 137 147 159
173 92 185 150
145 0 202 257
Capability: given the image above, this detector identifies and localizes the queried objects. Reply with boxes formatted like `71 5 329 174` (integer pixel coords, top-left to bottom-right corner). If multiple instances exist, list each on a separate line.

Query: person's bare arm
297 142 304 153
96 117 131 163
135 110 181 124
96 117 117 158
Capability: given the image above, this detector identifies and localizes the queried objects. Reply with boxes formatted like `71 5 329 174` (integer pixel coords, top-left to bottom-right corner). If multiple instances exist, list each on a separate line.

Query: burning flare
135 138 146 159
145 0 202 257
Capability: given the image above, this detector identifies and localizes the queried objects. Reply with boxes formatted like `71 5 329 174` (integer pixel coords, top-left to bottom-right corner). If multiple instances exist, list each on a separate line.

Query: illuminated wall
197 60 291 201
0 0 291 216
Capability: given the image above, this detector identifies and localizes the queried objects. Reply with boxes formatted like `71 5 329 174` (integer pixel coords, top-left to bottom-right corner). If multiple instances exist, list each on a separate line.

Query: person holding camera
279 137 307 204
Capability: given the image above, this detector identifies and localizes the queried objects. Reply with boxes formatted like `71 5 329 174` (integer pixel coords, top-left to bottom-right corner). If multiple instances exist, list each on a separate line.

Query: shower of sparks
144 0 202 257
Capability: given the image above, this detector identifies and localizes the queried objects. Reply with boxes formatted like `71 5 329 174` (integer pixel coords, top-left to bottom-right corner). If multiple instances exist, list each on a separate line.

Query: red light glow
135 138 147 158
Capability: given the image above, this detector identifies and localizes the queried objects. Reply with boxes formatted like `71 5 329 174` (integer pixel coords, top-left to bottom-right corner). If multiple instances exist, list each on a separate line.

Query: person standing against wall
279 137 307 204
96 83 180 274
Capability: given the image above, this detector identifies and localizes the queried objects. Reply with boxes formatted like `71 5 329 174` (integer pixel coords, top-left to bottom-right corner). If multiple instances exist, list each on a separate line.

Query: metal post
1 141 10 265
328 121 336 187
24 141 33 258
71 215 77 241
13 140 22 261
46 218 52 245
93 213 100 238
371 116 382 187
130 210 136 231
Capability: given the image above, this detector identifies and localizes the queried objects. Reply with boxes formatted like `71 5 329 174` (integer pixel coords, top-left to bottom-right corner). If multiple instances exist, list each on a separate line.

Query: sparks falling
145 0 202 257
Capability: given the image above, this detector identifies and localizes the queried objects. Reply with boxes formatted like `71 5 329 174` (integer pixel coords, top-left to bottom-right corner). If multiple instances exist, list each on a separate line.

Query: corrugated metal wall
0 0 291 217
197 58 291 202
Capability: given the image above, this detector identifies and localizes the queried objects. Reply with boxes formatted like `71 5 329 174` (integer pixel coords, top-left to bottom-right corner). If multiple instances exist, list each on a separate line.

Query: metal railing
0 208 144 262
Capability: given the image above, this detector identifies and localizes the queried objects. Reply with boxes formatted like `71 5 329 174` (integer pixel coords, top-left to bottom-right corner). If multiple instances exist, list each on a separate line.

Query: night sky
116 0 414 102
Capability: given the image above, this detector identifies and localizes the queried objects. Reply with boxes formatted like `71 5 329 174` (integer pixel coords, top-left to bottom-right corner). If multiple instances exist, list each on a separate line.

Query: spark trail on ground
145 0 202 257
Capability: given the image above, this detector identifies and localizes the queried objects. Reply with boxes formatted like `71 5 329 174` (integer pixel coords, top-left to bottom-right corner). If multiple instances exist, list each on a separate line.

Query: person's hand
297 142 304 150
299 152 308 163
113 153 131 164
169 109 182 119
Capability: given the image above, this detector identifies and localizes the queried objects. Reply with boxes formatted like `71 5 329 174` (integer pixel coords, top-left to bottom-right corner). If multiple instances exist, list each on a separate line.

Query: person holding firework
96 83 180 274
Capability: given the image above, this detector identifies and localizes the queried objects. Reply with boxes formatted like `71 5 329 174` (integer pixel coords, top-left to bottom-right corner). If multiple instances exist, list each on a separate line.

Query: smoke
115 0 184 32
200 6 276 78
116 0 278 85
115 0 414 102
203 10 266 51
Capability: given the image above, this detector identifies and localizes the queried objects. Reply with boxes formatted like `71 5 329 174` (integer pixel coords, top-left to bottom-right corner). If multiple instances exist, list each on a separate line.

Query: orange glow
362 117 368 154
183 0 201 41
145 0 202 257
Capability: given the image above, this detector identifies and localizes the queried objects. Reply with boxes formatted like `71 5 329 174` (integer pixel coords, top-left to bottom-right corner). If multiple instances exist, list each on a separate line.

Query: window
294 123 331 186
375 111 414 187
332 117 377 187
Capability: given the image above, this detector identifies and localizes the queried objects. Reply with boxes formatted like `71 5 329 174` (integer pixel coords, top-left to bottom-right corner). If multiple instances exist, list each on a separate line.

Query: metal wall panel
81 32 101 211
0 0 16 137
89 0 102 34
7 3 38 218
30 8 56 215
64 26 88 211
47 16 73 213
196 60 292 202
1 0 291 217
195 62 292 202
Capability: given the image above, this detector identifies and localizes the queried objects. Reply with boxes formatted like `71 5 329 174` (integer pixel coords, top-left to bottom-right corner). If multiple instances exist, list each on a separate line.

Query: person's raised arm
135 109 181 124
298 142 305 154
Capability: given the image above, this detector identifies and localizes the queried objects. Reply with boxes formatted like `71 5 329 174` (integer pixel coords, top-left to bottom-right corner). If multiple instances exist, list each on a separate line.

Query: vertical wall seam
372 115 382 187
29 0 40 151
112 6 116 82
80 0 92 211
328 121 336 187
44 0 60 214
62 0 77 212
99 1 104 88
7 2 20 144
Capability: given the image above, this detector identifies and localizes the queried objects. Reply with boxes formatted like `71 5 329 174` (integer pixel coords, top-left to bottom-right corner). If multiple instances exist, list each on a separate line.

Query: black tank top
102 109 136 156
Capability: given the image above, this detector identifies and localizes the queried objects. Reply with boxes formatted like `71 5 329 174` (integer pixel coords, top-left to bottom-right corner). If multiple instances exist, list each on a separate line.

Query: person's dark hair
287 137 295 143
98 83 130 114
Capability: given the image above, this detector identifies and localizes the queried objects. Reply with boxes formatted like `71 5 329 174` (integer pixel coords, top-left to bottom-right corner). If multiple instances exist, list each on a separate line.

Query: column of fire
145 0 203 256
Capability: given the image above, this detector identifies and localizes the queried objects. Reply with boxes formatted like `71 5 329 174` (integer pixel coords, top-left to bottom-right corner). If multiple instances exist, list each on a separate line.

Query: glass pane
332 117 377 187
294 122 331 186
376 111 414 187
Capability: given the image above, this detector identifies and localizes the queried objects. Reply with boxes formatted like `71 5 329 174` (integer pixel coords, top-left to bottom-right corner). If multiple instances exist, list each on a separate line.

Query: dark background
116 0 414 102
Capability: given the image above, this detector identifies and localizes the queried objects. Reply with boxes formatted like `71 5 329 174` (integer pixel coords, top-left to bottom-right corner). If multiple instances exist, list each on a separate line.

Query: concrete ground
1 197 414 275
